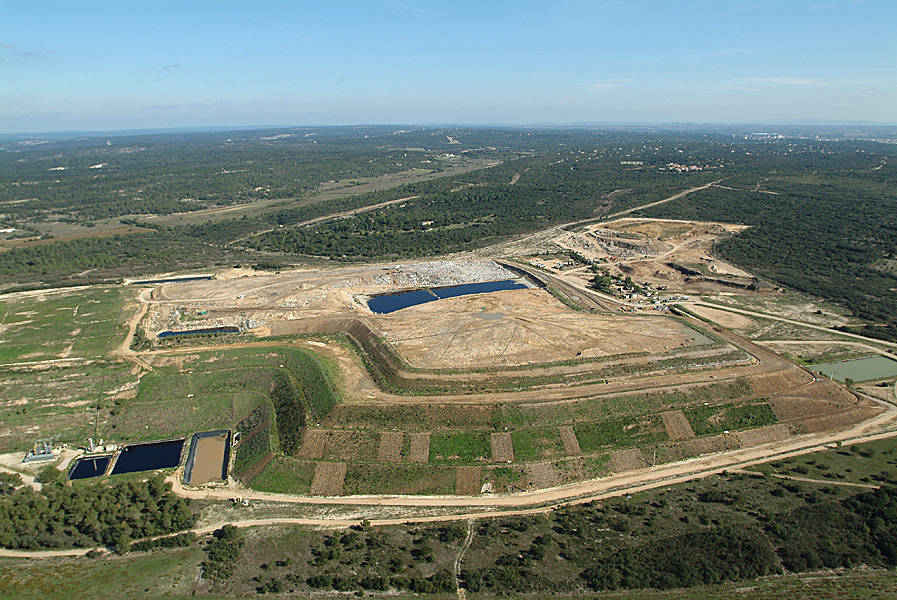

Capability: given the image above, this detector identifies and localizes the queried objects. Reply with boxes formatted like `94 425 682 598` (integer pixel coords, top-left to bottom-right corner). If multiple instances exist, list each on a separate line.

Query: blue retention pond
157 327 239 338
68 455 112 480
368 279 528 314
110 439 184 475
130 276 214 284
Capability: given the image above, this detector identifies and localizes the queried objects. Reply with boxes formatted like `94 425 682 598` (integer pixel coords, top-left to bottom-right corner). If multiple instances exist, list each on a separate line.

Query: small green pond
810 355 897 383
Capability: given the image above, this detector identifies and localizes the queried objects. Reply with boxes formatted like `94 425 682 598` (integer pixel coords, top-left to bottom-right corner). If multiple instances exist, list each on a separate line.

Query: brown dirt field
661 410 696 441
658 434 740 463
688 305 755 330
524 462 563 489
298 429 326 459
143 354 200 370
377 432 404 463
748 370 814 395
734 424 791 447
309 462 347 496
491 432 514 463
456 466 482 495
609 448 649 472
800 405 884 434
559 426 581 455
408 433 431 463
377 289 710 369
319 430 379 462
790 379 857 403
769 396 844 421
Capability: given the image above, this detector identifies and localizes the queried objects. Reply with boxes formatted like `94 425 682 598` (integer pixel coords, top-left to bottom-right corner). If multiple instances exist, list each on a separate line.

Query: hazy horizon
3 1 895 134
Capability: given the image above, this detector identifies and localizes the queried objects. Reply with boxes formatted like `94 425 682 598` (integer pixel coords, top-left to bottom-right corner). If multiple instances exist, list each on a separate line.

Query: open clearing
3 220 893 518
83 247 886 504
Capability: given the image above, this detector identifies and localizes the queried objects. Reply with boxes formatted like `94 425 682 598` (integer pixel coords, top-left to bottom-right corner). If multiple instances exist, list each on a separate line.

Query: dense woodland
0 129 439 220
637 160 897 338
195 456 897 596
0 474 193 551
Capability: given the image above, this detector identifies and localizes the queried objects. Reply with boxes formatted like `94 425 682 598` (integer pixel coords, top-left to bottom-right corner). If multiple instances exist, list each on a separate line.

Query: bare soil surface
524 462 564 489
309 462 347 496
298 429 326 459
558 426 581 455
734 423 791 447
408 433 431 463
661 410 696 441
688 304 755 329
377 432 403 463
769 396 847 422
490 433 513 463
455 466 482 495
610 448 650 472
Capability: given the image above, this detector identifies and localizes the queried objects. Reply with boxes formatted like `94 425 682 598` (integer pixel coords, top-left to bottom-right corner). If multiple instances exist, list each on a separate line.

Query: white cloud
737 77 844 86
587 79 631 92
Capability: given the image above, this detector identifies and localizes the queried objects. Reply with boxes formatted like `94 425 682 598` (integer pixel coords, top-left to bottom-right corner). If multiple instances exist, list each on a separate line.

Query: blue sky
1 0 894 132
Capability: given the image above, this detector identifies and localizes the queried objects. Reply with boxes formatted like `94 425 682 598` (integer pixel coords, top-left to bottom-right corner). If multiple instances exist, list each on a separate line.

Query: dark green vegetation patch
0 475 193 551
574 414 668 452
683 402 777 436
637 165 897 341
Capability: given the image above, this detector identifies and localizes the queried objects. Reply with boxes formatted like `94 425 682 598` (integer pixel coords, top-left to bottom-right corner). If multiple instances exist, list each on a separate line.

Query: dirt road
0 465 40 492
604 180 726 220
4 405 894 560
692 301 897 350
168 399 897 512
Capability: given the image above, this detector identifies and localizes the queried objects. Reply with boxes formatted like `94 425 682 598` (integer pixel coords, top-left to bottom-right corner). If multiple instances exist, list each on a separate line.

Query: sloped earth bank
126 259 896 502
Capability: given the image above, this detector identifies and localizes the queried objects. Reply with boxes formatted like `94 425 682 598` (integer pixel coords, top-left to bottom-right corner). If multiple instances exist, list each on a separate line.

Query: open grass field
429 432 490 464
0 286 130 362
0 360 137 452
248 456 315 494
0 547 204 599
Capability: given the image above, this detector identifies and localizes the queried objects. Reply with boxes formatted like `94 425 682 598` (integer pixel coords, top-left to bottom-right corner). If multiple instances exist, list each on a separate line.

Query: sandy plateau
136 258 717 374
378 289 703 369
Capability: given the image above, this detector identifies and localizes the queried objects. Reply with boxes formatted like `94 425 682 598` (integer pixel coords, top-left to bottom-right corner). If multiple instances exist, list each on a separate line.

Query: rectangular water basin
110 439 185 475
810 355 897 383
183 430 231 485
69 455 112 480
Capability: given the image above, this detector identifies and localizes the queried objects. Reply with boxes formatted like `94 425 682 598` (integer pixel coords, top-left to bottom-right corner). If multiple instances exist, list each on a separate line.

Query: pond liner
367 279 528 314
128 276 214 285
68 454 112 480
109 438 185 475
183 429 231 485
157 327 240 338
